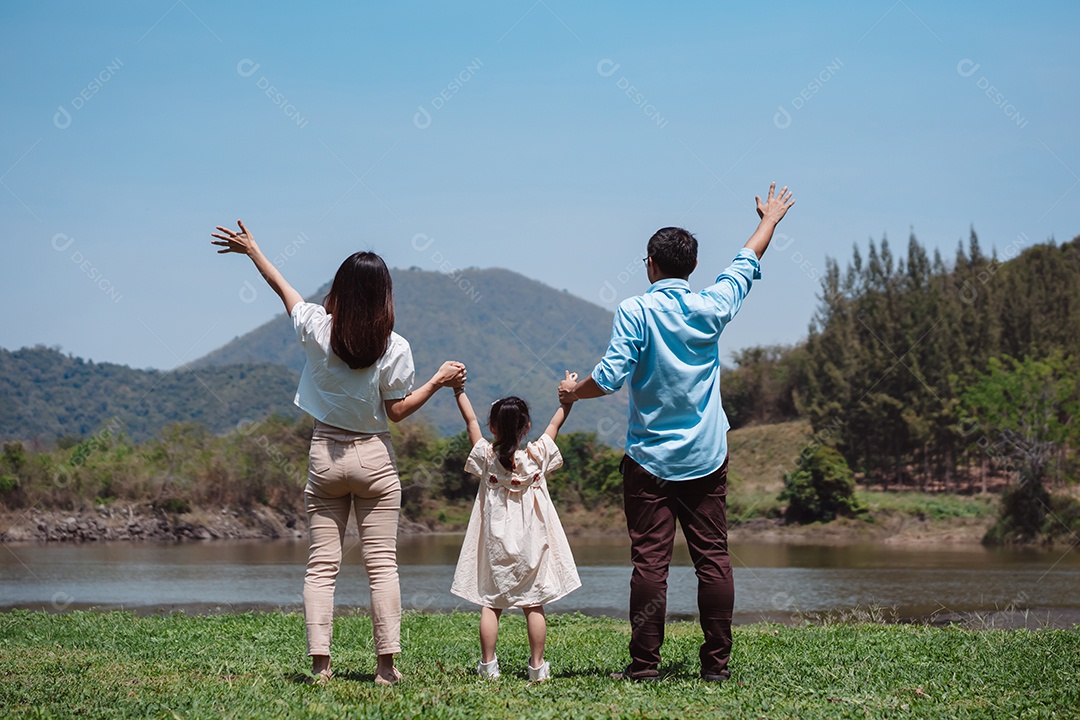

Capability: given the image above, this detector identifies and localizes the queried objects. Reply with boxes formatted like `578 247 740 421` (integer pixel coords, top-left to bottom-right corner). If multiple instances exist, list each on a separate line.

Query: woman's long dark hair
323 252 394 369
489 397 530 471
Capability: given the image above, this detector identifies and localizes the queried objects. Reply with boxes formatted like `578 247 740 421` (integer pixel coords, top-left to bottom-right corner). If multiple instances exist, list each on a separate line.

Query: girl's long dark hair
323 252 394 369
489 397 530 471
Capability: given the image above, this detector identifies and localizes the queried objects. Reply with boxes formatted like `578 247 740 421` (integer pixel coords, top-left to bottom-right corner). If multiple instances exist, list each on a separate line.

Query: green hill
194 266 628 439
0 346 300 443
1 267 631 444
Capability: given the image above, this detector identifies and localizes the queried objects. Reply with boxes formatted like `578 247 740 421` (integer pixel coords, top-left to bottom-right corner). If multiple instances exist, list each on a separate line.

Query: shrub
3 441 27 472
0 474 18 494
985 484 1079 545
779 445 862 523
153 496 191 515
1044 493 1080 541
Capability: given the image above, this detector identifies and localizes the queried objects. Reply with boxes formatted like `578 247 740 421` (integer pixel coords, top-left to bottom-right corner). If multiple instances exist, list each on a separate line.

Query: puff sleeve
464 439 492 478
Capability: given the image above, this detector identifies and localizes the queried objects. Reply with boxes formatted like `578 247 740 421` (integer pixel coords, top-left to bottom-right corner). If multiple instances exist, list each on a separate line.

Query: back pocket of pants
356 435 396 470
308 440 333 476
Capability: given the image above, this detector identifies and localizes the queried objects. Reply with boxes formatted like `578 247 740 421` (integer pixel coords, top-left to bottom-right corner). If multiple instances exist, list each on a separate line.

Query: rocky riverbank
0 504 431 543
1 503 995 545
729 514 992 545
0 505 305 543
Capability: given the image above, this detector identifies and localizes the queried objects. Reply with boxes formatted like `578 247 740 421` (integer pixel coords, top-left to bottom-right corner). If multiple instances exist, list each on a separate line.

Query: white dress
451 435 581 609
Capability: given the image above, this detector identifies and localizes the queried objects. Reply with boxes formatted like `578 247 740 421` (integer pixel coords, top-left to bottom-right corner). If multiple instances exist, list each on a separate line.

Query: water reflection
2 535 1077 624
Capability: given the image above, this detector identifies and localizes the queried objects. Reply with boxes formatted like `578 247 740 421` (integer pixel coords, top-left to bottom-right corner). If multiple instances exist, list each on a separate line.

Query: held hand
755 183 795 225
558 370 579 404
434 361 466 388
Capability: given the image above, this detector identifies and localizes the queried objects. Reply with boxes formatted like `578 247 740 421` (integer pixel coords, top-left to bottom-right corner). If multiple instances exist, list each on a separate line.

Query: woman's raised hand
211 220 258 255
434 361 467 388
209 219 303 315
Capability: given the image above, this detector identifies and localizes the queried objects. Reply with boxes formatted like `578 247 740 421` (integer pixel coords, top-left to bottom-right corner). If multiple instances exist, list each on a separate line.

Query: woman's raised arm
384 361 466 423
211 219 304 315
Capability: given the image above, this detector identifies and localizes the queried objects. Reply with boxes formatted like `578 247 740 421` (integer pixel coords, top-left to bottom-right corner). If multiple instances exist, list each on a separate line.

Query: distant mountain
194 266 629 440
0 268 630 445
0 346 300 443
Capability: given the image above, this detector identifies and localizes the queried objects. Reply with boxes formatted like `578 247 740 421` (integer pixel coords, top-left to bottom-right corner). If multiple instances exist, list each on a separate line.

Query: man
558 183 794 681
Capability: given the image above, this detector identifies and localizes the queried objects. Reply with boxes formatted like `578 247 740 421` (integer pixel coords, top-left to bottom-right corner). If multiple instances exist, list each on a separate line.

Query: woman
212 220 465 685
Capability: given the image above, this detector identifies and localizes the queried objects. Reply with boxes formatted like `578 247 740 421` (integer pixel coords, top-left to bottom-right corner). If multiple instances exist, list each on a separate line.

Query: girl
212 220 465 686
449 374 582 681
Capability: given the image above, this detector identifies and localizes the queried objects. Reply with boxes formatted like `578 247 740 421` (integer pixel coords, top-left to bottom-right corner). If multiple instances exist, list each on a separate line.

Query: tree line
0 416 624 528
723 230 1080 541
804 230 1078 486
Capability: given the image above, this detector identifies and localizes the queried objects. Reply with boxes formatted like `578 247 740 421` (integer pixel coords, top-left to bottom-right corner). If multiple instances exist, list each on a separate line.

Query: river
2 535 1077 626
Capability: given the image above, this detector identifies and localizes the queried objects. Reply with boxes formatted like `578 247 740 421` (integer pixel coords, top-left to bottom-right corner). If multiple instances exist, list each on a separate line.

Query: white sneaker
477 656 501 679
528 660 550 682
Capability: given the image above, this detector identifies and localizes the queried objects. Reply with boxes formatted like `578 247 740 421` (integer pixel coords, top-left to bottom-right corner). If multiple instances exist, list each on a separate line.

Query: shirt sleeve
591 299 645 394
532 435 564 474
379 335 415 400
700 248 762 325
291 302 327 346
464 439 491 478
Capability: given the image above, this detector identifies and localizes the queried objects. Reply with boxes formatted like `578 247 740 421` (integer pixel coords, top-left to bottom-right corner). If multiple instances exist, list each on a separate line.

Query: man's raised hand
755 182 795 225
558 371 579 404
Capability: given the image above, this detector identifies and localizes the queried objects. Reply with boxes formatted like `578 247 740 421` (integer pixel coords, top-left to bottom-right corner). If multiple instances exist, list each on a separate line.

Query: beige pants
303 421 402 657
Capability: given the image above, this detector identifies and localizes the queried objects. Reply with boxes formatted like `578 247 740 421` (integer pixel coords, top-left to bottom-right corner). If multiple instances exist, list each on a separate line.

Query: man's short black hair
647 227 698 278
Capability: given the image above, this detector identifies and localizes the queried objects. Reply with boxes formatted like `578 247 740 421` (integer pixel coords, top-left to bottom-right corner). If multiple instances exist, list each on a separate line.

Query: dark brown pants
622 455 733 678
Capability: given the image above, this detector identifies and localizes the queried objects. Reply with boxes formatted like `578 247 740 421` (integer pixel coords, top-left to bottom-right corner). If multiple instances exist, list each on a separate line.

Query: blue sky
2 1 1077 370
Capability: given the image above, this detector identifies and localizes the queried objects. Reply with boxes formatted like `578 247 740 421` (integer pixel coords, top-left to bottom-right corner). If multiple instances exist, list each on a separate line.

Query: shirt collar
647 278 691 293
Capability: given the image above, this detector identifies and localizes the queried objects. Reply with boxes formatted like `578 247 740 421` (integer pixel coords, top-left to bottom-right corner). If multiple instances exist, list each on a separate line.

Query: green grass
2 611 1077 719
857 490 998 521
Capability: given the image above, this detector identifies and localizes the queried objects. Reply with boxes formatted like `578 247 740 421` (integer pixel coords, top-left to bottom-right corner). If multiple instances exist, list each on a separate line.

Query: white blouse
290 302 414 434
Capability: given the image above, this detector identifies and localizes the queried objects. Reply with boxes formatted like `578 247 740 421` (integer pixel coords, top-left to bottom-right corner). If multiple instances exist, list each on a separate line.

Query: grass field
856 489 997 521
2 611 1077 719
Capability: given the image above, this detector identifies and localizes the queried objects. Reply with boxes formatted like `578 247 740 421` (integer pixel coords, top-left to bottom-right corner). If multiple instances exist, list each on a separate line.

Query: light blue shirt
591 248 762 481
